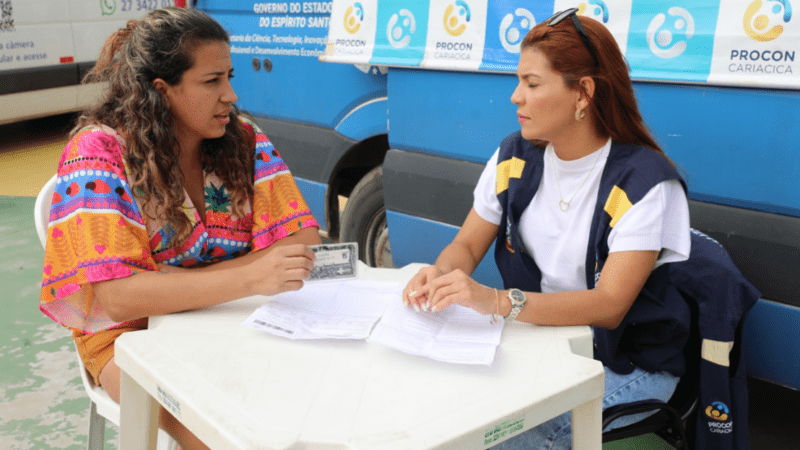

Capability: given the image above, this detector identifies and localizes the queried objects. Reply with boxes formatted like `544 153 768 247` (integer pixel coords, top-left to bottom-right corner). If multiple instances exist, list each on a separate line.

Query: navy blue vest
493 131 690 376
492 132 759 449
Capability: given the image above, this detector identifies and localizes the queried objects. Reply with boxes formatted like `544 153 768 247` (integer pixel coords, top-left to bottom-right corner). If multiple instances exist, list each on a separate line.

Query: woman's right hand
402 265 444 311
247 243 316 296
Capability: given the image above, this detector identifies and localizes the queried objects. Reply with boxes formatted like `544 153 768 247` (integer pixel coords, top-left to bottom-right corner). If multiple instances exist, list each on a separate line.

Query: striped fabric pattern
40 119 318 333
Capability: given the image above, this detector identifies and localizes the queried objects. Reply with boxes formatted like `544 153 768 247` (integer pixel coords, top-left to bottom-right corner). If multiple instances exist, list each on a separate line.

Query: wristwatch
505 288 526 322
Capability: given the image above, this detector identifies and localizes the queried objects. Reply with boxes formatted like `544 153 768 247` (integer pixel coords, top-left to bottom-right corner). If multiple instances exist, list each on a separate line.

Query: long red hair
521 15 667 157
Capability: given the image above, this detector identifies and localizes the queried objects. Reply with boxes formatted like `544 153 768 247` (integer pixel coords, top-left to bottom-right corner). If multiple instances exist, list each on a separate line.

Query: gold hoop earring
575 109 586 121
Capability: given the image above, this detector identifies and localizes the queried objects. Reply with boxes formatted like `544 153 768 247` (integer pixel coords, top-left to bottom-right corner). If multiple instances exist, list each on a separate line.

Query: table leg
119 369 159 450
571 395 602 450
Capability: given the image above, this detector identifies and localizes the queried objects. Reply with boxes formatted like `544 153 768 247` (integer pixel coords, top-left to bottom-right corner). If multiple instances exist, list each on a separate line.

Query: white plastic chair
35 174 176 450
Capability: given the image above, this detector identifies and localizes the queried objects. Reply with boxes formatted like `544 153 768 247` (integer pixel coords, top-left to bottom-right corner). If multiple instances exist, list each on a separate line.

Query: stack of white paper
243 280 505 366
242 280 397 339
368 300 504 367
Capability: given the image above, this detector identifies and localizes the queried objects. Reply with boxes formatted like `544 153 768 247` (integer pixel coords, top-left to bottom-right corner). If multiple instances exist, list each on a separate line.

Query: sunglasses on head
546 8 599 67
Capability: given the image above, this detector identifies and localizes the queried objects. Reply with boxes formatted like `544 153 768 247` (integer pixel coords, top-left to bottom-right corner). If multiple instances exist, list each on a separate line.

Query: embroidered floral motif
205 181 230 213
85 262 134 283
55 283 80 299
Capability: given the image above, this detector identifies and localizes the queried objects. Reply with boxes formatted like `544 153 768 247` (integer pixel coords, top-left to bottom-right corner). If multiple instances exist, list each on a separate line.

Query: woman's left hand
425 269 497 315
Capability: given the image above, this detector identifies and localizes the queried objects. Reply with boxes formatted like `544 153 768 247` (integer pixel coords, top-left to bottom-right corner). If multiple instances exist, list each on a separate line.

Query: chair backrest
34 173 124 426
34 174 58 250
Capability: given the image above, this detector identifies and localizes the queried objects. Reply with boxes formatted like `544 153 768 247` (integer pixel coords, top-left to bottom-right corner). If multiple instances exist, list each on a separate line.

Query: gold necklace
550 147 604 212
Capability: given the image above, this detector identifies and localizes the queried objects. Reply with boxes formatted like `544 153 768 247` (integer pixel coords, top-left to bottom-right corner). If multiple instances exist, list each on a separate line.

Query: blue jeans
490 366 680 450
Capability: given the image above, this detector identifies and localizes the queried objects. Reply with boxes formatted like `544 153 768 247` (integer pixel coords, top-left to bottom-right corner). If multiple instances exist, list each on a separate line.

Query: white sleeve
472 149 503 226
607 179 691 267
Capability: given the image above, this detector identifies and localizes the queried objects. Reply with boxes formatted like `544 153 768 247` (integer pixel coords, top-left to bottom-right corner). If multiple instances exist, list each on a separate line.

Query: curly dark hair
75 7 254 246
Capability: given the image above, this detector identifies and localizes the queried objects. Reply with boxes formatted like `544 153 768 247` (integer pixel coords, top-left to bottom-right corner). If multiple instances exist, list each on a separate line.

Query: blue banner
321 0 800 89
371 1 430 66
626 1 720 82
479 1 553 72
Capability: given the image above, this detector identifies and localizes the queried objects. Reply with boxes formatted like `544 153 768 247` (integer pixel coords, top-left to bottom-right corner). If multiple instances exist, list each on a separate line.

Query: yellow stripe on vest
604 185 632 227
702 339 734 367
496 157 526 194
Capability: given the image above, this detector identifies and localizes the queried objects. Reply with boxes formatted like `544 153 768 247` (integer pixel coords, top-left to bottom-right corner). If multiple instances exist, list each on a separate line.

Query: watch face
510 289 525 306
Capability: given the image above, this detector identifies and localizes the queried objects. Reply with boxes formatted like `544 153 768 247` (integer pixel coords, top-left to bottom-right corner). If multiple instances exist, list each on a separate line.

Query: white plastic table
116 263 605 449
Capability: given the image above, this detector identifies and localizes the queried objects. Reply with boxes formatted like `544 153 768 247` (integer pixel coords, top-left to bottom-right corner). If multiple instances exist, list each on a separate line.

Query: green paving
0 195 671 450
0 196 119 450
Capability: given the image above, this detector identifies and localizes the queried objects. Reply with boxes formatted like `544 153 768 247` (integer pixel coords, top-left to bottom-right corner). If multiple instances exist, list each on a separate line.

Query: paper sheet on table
242 280 398 339
368 300 504 366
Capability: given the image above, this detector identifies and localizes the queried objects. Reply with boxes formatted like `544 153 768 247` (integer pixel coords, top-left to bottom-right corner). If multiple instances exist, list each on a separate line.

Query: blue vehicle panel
295 178 328 231
388 69 800 217
334 97 388 141
387 210 502 289
387 68 517 163
742 300 800 389
198 0 800 392
637 83 800 218
199 3 387 130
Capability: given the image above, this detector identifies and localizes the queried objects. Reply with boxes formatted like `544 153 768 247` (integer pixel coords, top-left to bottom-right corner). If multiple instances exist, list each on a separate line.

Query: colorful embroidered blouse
40 118 318 333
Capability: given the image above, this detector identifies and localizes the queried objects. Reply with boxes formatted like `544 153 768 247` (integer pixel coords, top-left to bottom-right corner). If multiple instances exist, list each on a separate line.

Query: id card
307 243 358 282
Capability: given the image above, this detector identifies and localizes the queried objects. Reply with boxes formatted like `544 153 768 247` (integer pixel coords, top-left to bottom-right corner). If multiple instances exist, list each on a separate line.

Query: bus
197 0 799 396
0 0 184 125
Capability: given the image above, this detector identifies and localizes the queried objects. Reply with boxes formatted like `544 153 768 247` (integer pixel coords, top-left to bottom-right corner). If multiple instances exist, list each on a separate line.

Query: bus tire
340 166 392 268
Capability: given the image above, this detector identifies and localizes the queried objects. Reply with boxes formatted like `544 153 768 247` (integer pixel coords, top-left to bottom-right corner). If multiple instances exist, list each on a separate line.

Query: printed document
369 300 504 366
243 280 505 365
242 280 397 339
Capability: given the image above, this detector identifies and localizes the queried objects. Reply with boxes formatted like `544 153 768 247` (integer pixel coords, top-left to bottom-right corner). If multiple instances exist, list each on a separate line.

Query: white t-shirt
473 139 691 293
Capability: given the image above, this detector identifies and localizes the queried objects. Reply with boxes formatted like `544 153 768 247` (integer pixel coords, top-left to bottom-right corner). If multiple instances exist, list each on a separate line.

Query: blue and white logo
627 1 719 83
371 3 428 67
387 9 416 49
499 8 535 53
647 7 695 59
481 2 551 72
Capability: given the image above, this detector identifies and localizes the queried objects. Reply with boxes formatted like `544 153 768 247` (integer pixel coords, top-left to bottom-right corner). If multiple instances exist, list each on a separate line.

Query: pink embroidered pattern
40 119 318 333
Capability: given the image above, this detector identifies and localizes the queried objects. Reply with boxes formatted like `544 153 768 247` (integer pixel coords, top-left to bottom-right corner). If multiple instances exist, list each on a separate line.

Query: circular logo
744 0 793 42
344 2 364 34
387 9 416 49
577 0 610 23
444 0 472 37
499 8 535 53
101 0 117 16
646 7 695 59
705 401 730 421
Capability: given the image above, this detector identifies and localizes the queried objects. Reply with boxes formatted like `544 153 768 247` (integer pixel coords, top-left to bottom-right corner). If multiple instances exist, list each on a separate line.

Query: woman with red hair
404 9 690 448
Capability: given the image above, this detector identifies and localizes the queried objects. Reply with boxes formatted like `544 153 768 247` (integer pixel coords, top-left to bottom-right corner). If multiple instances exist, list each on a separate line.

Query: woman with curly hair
39 7 320 448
